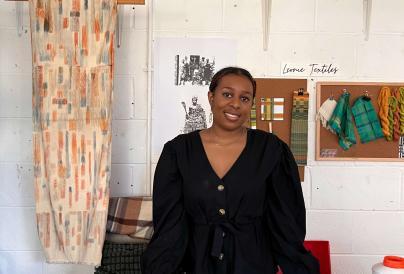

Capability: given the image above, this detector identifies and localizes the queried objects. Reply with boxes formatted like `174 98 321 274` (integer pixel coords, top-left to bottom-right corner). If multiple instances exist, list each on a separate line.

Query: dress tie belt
193 218 262 260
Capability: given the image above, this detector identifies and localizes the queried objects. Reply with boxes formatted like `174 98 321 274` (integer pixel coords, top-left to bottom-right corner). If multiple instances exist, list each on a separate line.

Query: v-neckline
196 129 250 181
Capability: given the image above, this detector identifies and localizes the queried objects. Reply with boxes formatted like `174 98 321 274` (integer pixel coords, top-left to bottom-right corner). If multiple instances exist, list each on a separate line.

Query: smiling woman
141 67 319 274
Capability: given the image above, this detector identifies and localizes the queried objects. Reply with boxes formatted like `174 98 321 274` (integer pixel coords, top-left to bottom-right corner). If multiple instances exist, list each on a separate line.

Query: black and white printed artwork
181 96 208 134
175 55 215 86
153 38 236 159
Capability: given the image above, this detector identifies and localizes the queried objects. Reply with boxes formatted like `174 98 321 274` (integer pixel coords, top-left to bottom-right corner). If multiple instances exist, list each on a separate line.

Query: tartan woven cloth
351 96 384 143
290 91 309 165
29 0 117 265
329 92 357 150
94 241 148 274
260 97 284 120
250 99 257 129
107 197 153 240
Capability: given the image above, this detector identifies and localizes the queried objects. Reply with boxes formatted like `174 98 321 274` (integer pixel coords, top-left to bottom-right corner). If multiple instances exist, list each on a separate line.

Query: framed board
316 82 404 161
255 78 308 180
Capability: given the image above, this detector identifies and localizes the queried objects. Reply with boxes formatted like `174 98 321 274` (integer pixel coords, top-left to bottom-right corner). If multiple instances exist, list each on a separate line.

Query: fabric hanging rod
6 0 145 5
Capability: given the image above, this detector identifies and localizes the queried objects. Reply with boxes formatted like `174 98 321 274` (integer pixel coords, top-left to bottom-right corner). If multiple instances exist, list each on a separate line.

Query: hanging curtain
29 0 117 265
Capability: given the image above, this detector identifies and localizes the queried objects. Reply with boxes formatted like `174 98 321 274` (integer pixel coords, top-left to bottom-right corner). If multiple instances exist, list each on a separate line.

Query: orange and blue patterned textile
29 0 117 265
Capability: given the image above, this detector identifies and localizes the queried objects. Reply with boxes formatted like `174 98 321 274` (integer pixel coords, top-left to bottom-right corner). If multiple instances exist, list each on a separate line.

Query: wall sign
281 62 340 77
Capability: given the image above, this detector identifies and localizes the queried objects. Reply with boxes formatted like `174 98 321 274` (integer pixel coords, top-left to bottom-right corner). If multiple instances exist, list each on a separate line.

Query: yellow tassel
378 87 391 140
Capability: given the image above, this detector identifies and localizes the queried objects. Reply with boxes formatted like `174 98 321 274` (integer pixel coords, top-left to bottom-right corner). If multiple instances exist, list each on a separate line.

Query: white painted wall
1 1 403 273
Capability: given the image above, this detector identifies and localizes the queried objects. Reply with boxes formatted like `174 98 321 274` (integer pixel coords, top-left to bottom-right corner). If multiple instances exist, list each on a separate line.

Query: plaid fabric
94 241 148 274
290 90 309 165
107 197 153 240
352 96 384 143
260 97 284 120
329 92 357 150
250 99 257 129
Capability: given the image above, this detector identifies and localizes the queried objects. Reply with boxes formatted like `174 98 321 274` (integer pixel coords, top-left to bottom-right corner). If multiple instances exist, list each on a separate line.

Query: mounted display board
316 82 404 161
254 78 308 180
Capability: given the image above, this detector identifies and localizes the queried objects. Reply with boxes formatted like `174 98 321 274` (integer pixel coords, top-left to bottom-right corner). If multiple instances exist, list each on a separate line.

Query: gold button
219 208 226 215
217 184 224 191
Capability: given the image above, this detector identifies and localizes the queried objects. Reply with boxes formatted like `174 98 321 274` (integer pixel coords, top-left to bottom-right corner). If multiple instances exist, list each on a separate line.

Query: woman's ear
208 91 214 106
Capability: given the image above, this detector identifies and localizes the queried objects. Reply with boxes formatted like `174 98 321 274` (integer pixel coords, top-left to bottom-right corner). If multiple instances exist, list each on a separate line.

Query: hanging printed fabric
260 97 284 121
328 91 357 150
351 95 384 143
29 0 117 265
290 89 309 165
250 99 257 129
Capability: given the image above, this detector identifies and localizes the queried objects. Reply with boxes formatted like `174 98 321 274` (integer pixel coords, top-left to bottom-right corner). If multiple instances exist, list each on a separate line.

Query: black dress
141 129 319 274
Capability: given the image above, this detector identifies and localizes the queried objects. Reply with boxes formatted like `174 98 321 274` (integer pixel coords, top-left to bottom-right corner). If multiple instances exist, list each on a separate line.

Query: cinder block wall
1 1 403 273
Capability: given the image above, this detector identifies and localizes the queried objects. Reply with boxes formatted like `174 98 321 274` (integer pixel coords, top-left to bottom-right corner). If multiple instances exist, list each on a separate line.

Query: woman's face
208 74 254 131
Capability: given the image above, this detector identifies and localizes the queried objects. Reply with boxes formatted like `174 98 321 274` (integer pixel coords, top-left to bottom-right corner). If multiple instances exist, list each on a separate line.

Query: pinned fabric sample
317 98 337 133
392 88 401 141
30 0 117 265
377 87 392 140
260 97 284 120
352 96 384 143
399 136 404 158
398 87 404 135
290 90 309 165
328 91 357 150
250 99 257 129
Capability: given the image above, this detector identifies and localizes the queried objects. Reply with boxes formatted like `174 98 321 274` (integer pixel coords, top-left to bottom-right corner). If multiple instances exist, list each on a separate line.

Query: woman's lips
224 112 240 121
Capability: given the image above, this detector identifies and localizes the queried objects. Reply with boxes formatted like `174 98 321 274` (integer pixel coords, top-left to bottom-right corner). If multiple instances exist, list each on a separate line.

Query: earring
209 112 213 123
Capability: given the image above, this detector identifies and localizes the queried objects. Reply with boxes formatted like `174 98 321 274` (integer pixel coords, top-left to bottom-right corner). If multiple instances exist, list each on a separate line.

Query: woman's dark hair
209 66 256 98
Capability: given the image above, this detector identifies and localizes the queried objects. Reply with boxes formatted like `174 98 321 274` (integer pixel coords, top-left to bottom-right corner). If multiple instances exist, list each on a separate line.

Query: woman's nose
230 97 241 108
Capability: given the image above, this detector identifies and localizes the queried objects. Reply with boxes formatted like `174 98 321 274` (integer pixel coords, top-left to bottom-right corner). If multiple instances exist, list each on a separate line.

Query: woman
141 67 319 274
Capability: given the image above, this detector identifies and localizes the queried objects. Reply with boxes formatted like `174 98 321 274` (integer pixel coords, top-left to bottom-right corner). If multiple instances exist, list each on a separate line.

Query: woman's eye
241 96 250 102
222 91 232 98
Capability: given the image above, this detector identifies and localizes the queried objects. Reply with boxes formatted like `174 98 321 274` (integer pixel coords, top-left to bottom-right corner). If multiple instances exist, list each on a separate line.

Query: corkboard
316 82 404 161
254 78 308 180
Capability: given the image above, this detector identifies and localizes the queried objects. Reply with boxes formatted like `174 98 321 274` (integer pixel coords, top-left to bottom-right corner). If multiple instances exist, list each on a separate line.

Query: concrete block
0 163 34 207
0 73 32 118
306 210 354 254
112 76 135 120
184 0 222 32
154 0 187 31
0 251 44 274
352 211 404 254
43 262 94 274
371 0 404 33
0 1 29 28
0 207 41 251
223 0 261 32
331 255 383 274
114 30 147 76
357 35 404 80
311 167 401 210
111 119 147 164
0 119 32 163
316 0 362 33
0 29 32 74
271 0 315 32
110 164 147 197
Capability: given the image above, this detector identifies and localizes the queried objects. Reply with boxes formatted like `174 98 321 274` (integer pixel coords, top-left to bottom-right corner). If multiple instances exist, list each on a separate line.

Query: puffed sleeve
141 141 189 274
265 140 319 274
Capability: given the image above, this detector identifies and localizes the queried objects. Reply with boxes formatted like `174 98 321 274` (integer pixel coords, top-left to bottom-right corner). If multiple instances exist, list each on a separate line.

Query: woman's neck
206 125 246 146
